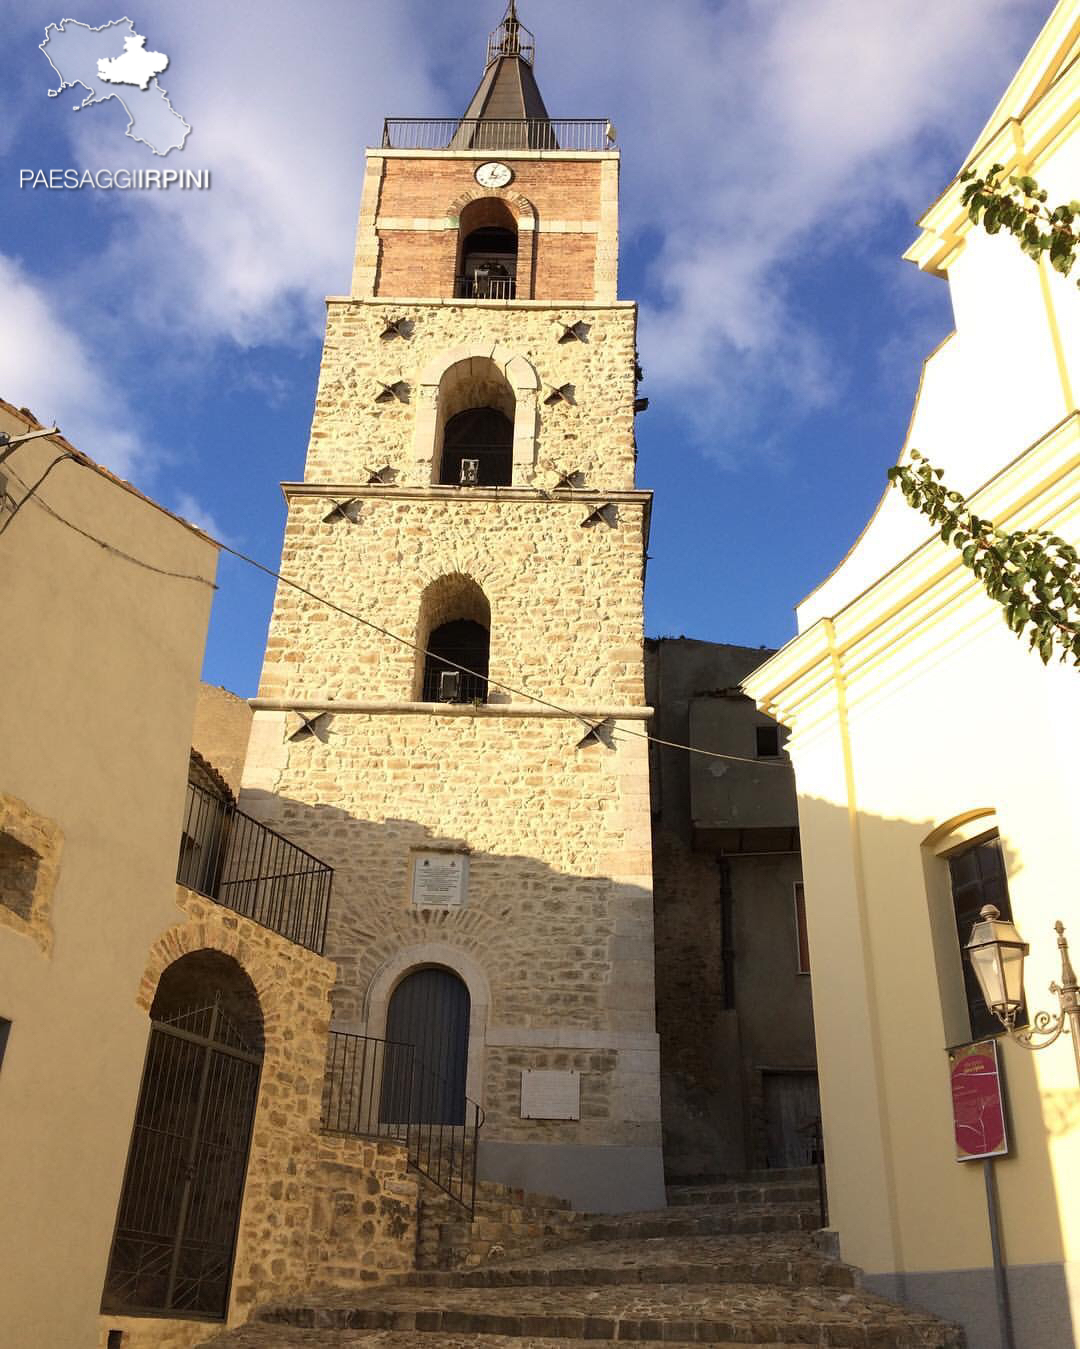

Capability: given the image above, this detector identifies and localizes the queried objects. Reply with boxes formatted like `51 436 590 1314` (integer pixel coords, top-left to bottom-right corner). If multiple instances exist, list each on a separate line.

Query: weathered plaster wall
646 639 814 1180
0 405 219 1349
192 684 254 794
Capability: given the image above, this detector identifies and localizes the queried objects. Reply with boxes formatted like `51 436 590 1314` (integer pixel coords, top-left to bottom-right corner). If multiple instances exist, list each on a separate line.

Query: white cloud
527 0 1049 448
39 0 447 348
2 0 1051 462
0 253 142 476
172 489 234 545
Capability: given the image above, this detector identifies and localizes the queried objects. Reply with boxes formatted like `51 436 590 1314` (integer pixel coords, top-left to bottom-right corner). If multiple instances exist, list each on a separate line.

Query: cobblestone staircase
198 1169 965 1348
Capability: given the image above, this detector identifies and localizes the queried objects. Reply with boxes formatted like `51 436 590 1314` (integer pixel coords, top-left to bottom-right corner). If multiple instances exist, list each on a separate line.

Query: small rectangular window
0 1018 11 1072
793 883 810 974
756 724 781 758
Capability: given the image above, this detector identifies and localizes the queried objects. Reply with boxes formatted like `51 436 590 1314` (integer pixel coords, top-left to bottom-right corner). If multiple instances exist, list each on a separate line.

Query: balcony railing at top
455 275 516 300
177 780 333 955
381 118 613 152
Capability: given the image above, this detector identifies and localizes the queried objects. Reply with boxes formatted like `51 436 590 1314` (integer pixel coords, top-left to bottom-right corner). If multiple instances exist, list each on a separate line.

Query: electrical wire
2 460 217 585
3 448 788 767
0 453 74 539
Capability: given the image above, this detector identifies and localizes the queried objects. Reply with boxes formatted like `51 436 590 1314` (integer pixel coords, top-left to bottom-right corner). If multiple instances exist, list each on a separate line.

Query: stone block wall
258 494 648 705
243 711 660 1167
299 299 639 490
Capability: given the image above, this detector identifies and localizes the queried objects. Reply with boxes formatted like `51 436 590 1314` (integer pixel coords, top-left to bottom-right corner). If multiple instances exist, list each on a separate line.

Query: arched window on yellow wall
922 812 1026 1045
456 198 518 299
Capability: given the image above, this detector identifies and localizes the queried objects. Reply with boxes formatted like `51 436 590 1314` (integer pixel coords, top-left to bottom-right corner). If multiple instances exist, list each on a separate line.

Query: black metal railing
797 1115 828 1229
323 1031 484 1215
455 275 516 300
177 781 332 955
382 118 612 151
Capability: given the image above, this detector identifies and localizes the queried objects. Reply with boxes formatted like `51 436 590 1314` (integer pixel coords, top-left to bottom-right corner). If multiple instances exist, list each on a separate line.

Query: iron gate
101 999 262 1321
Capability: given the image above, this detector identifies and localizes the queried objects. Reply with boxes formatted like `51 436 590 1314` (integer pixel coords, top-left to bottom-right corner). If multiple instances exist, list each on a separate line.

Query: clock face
475 161 513 189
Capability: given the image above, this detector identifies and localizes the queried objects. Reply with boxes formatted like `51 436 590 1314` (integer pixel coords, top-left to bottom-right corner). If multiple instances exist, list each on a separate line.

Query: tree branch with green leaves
960 164 1079 284
887 452 1080 665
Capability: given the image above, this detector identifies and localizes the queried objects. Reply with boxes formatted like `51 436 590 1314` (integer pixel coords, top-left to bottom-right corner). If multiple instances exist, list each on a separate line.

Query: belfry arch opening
415 574 491 704
435 357 515 487
456 197 518 300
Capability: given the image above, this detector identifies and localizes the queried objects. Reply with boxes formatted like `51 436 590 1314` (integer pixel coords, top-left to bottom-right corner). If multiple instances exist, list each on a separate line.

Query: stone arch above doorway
360 942 490 1106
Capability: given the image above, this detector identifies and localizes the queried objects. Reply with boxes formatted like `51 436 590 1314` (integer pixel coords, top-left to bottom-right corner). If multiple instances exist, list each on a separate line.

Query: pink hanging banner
948 1040 1009 1162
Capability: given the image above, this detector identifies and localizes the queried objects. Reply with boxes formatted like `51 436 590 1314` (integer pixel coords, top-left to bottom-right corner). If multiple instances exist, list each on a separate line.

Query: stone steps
667 1181 821 1206
199 1333 812 1349
402 1233 855 1290
194 1169 963 1349
247 1280 963 1345
579 1200 820 1240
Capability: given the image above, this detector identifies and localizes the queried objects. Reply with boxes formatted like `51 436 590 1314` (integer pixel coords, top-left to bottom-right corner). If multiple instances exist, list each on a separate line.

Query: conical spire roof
454 2 554 148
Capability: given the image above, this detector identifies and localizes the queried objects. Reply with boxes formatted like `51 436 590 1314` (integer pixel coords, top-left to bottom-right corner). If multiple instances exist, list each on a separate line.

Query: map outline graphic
39 16 191 158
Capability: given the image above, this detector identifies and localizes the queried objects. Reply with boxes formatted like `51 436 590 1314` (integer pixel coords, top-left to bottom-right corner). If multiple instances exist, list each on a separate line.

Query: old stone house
647 638 817 1182
0 402 418 1349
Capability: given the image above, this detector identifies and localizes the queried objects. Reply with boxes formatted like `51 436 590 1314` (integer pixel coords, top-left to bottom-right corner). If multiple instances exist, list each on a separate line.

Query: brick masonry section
364 158 612 301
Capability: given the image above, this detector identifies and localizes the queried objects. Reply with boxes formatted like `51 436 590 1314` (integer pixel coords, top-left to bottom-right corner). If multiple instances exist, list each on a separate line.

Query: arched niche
457 197 518 300
103 950 264 1321
414 573 491 702
413 344 540 482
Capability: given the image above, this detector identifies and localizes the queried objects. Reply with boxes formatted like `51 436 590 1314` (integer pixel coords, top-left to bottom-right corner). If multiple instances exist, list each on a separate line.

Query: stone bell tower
243 0 664 1212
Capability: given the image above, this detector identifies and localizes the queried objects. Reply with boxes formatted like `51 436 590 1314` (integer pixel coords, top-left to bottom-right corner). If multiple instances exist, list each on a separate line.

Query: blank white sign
520 1069 581 1120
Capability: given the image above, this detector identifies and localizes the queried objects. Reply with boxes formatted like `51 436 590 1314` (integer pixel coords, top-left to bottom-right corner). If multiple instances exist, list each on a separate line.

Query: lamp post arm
1004 921 1080 1084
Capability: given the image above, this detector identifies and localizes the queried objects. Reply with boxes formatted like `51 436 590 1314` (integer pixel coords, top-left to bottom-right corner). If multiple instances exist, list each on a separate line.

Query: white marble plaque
410 851 468 908
520 1069 581 1120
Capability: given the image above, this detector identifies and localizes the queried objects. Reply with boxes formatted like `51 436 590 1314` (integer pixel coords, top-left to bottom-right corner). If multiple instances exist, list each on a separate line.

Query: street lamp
965 905 1080 1084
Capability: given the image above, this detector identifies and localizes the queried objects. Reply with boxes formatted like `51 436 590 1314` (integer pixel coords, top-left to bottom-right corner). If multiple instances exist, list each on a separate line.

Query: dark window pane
756 725 780 758
948 836 1024 1039
439 408 513 487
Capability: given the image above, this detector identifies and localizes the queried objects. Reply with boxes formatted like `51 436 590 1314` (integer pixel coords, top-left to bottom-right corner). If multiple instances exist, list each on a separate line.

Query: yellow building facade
745 6 1080 1347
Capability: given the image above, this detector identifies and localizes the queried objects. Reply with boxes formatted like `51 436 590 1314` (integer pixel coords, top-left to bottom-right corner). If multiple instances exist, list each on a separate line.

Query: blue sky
0 0 1054 696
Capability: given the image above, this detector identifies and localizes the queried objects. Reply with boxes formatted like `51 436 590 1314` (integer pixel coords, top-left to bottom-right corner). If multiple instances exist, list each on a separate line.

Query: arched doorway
101 952 263 1321
381 967 470 1125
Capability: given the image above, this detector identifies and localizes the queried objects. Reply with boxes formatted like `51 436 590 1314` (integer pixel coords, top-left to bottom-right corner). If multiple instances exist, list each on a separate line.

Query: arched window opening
102 952 263 1322
415 574 491 704
433 356 517 487
440 407 514 487
456 199 518 300
381 967 470 1126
